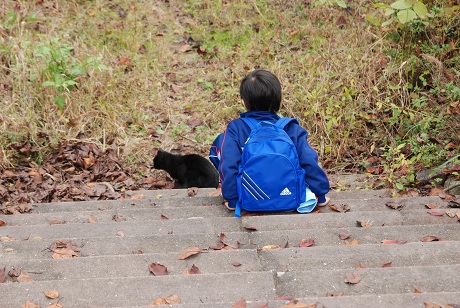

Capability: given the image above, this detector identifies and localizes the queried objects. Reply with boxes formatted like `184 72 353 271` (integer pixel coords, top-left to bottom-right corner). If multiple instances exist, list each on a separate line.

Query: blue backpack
235 117 306 217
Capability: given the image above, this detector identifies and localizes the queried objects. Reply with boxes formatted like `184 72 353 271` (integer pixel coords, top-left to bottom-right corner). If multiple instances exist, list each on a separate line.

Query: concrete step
1 187 459 307
0 271 277 307
275 264 460 297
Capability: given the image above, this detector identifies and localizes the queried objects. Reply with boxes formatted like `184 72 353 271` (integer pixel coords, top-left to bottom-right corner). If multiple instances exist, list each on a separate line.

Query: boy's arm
219 122 241 208
294 127 330 203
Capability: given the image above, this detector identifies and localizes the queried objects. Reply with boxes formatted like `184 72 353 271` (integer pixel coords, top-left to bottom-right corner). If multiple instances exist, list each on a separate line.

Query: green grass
0 0 459 189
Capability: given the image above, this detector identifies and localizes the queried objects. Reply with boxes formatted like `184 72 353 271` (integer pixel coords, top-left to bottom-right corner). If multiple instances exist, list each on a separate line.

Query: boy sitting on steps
209 69 330 214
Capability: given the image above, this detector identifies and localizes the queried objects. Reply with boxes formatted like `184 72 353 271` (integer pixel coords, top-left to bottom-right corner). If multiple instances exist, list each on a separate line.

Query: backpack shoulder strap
275 117 298 130
241 117 259 130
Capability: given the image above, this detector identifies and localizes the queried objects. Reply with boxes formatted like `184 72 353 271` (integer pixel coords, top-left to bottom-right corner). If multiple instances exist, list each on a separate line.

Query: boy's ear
242 99 248 109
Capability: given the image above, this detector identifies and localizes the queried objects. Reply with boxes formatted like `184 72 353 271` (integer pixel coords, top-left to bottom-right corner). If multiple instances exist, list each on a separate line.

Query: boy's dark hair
240 69 281 112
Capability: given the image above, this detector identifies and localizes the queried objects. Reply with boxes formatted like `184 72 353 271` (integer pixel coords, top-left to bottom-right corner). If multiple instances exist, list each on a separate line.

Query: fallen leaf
427 210 444 216
88 215 96 223
381 239 407 245
339 233 350 240
424 302 455 308
23 301 40 308
112 213 126 222
357 220 372 227
421 236 441 242
132 250 143 254
117 230 125 237
17 273 33 282
243 226 258 231
46 303 63 308
188 264 201 274
345 239 361 246
209 242 225 250
257 244 280 251
299 238 315 247
187 187 199 196
326 292 344 296
0 267 6 283
0 220 5 227
160 214 169 220
232 262 242 267
425 203 439 209
43 290 59 299
165 294 181 304
232 299 247 308
148 262 169 276
344 271 362 284
329 204 351 212
279 300 317 308
178 246 201 260
150 297 168 305
131 194 145 200
381 261 392 267
355 263 366 268
386 201 404 210
218 233 240 249
414 288 423 293
49 220 66 225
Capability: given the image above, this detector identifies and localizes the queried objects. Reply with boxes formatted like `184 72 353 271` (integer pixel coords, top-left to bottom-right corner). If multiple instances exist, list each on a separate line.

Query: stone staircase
1 187 459 307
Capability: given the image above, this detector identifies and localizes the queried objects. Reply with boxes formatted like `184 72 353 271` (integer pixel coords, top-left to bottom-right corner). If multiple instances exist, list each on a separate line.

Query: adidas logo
280 187 292 196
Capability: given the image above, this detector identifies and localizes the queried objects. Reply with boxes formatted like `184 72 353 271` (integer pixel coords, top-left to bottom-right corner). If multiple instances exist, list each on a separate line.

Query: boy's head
240 69 281 112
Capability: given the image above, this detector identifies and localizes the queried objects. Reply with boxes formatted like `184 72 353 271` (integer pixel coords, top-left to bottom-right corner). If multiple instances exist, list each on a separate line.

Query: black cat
153 148 219 188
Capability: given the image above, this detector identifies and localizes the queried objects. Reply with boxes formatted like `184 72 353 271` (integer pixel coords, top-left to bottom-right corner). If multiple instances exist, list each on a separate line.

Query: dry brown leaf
187 187 199 196
329 204 351 212
160 214 169 220
326 292 344 297
165 294 181 304
0 267 6 283
112 213 126 222
150 297 168 305
421 236 441 242
345 239 361 246
424 302 456 308
243 226 258 231
178 246 201 260
299 238 315 247
279 300 317 308
117 230 125 237
0 220 5 227
381 239 407 245
23 301 40 308
49 220 66 225
344 271 362 284
188 264 201 274
386 201 404 210
425 203 439 209
427 210 444 216
148 262 169 276
357 220 372 227
17 273 33 282
232 262 242 267
257 244 280 251
355 263 366 268
131 194 145 200
381 261 392 267
51 248 79 259
339 233 350 240
88 215 96 223
232 299 247 308
46 303 63 308
44 290 59 299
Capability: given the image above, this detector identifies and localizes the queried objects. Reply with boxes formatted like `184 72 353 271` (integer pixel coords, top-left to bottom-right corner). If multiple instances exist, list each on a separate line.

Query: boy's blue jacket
218 110 330 208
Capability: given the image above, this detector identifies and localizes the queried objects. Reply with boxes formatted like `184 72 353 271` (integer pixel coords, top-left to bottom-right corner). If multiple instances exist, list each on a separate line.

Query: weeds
0 0 458 190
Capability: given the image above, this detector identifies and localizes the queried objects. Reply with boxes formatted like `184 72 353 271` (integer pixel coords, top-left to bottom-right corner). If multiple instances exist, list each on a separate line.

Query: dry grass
1 0 459 187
